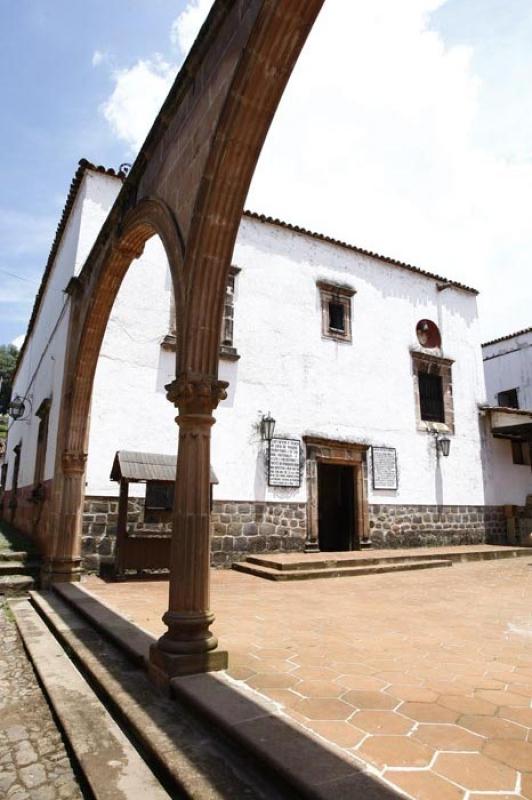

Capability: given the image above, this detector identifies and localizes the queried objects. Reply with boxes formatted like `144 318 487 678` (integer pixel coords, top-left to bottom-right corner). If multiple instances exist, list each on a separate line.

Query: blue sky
1 0 532 345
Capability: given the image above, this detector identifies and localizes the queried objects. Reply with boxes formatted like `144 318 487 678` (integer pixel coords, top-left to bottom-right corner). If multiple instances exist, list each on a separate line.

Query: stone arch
46 198 185 576
45 0 326 678
182 0 324 377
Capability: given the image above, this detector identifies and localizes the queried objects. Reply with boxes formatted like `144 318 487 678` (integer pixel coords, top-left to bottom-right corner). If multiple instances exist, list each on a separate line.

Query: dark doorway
317 463 356 551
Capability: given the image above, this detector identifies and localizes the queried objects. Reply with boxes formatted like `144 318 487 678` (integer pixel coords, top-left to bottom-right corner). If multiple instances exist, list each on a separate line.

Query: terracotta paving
84 553 532 799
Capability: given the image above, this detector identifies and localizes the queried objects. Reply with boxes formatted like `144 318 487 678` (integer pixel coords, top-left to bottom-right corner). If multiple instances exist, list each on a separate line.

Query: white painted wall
483 330 532 410
6 166 498 512
85 208 488 508
5 170 122 491
481 331 532 505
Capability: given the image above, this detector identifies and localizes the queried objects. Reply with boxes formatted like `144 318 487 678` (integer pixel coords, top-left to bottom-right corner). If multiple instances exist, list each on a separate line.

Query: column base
148 642 228 688
41 558 82 588
304 542 320 553
360 540 373 550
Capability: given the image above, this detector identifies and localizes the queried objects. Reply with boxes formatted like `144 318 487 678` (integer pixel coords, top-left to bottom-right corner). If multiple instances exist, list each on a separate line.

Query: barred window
317 280 356 343
419 371 445 423
221 270 236 347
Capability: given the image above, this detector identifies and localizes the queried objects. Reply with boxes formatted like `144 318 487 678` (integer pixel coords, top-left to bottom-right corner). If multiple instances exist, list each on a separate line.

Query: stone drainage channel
2 591 297 800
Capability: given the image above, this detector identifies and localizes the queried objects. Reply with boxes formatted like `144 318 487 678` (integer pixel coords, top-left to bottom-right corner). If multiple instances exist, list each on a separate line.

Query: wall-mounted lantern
260 412 276 442
435 432 451 457
8 396 26 421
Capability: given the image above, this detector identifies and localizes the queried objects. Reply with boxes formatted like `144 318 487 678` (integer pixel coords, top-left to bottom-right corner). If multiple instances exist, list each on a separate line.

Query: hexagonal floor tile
413 723 483 751
358 735 433 769
303 719 366 748
499 707 532 727
400 702 460 723
342 690 397 710
292 697 353 720
384 769 463 800
477 689 531 707
483 739 532 772
438 694 498 716
433 752 517 792
350 710 414 735
459 714 528 740
295 680 345 698
386 685 439 703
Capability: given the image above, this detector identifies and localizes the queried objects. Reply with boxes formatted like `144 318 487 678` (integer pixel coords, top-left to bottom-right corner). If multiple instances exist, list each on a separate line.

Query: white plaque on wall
268 438 301 488
371 446 398 490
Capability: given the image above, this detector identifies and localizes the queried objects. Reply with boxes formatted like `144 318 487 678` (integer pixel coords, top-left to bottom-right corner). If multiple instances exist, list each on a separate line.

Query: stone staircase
233 544 531 581
233 552 452 581
0 550 40 594
8 584 395 799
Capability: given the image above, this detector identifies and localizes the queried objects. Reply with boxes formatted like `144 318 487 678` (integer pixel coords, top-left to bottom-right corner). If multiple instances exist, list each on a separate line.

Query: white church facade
3 160 526 570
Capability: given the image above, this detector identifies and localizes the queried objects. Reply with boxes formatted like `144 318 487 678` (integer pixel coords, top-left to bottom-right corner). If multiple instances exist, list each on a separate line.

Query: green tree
0 344 19 414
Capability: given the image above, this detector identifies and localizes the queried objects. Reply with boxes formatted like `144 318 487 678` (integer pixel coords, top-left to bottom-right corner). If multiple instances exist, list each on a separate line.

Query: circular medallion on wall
416 319 441 348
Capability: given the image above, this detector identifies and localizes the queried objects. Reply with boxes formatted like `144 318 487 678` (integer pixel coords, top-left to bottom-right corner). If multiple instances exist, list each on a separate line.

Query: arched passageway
46 0 325 681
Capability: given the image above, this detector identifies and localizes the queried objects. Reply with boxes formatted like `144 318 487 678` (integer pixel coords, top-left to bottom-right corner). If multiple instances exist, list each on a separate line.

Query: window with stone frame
317 280 356 343
219 266 241 360
162 267 240 360
412 351 454 433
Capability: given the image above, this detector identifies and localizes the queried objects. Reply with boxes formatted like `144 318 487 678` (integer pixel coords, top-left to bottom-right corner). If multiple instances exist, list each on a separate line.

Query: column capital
165 373 228 414
61 451 87 475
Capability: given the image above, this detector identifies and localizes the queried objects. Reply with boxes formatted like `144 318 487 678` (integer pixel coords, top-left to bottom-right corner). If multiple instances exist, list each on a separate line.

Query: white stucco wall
85 210 488 508
481 331 532 505
5 170 121 491
483 330 532 410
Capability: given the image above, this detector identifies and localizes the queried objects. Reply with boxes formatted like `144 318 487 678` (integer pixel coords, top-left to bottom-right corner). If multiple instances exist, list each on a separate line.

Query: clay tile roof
13 159 127 382
243 210 478 295
482 326 532 348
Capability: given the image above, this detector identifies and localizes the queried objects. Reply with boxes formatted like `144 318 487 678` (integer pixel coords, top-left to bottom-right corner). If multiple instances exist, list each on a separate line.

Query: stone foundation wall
81 496 307 569
210 500 307 567
368 504 507 548
82 495 149 569
80 496 509 570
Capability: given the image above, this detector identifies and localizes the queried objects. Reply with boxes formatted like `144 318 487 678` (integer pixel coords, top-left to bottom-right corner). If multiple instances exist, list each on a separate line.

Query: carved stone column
42 451 87 585
149 373 229 683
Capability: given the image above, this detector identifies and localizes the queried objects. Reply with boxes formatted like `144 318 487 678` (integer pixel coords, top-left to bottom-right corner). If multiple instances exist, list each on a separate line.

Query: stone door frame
303 436 370 552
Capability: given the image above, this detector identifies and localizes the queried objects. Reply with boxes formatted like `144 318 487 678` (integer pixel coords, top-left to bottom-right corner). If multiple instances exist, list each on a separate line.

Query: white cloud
100 56 176 154
99 1 213 155
91 49 106 67
170 0 214 55
96 0 532 339
246 0 532 339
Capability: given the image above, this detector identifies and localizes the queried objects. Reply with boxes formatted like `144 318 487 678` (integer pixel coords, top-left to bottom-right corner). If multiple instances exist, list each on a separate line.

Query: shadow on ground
42 583 402 799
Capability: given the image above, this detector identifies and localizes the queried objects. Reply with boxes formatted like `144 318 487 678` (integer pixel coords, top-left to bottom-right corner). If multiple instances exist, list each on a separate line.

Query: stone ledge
28 590 280 799
171 673 398 799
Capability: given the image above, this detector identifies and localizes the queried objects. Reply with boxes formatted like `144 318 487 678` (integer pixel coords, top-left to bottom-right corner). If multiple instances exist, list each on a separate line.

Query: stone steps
24 588 290 800
0 559 40 576
38 583 394 799
232 558 453 581
9 597 171 800
0 573 35 594
0 550 32 561
0 551 40 593
244 551 453 571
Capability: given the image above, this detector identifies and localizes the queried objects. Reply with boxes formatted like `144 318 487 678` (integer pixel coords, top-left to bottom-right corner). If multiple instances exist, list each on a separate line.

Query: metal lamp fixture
8 396 26 421
260 412 276 442
436 433 451 457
